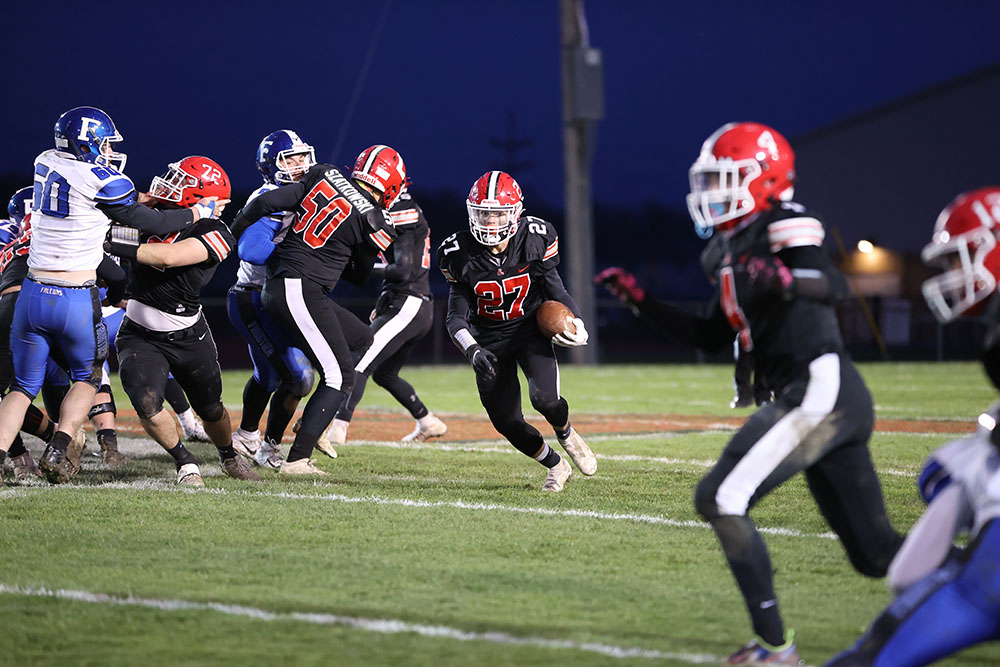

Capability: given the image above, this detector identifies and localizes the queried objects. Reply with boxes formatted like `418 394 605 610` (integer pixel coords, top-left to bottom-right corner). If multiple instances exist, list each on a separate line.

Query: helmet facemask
687 157 760 234
149 162 198 205
921 227 998 322
274 145 315 183
95 134 127 172
467 202 521 246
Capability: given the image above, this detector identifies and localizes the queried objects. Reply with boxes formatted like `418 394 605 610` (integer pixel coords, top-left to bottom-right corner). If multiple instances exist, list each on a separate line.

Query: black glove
466 344 497 381
104 225 140 261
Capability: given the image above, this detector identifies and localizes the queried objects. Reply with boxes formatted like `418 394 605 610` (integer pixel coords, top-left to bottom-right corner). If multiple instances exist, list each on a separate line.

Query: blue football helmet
256 130 315 184
53 106 127 171
7 186 33 226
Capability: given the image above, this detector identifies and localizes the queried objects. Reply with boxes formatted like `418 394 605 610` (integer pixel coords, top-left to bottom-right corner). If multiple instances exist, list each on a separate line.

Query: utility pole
560 0 603 364
488 111 534 175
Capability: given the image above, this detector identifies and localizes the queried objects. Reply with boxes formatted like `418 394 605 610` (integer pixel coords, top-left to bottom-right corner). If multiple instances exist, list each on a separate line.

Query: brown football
536 300 575 339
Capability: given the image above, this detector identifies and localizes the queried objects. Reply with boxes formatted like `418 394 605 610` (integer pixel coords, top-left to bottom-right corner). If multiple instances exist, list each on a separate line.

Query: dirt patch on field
106 409 975 443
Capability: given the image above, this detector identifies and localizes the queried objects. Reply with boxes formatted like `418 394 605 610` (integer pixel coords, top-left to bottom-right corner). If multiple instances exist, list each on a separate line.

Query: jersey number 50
294 180 351 249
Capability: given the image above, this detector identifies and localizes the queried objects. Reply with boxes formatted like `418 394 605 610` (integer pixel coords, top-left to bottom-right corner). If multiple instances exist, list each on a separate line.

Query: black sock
97 429 118 451
287 431 318 463
216 445 237 461
0 450 7 467
240 377 272 431
8 435 27 458
167 443 198 470
41 421 55 443
555 423 572 440
49 430 72 453
539 447 562 469
22 403 48 438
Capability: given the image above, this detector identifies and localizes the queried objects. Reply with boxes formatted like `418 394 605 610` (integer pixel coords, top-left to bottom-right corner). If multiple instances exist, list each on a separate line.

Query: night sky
4 1 1000 249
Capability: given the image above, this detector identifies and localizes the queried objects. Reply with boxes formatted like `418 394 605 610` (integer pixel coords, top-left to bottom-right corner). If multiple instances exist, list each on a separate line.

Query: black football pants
476 330 569 458
262 277 372 460
694 352 903 646
338 293 433 421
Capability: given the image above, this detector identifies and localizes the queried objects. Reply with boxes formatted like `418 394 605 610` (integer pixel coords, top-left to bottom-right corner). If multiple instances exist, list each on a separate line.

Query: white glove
552 318 588 347
192 198 219 220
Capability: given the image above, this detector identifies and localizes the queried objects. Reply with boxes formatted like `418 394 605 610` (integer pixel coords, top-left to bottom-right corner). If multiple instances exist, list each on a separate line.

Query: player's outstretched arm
595 266 732 352
230 182 306 238
237 217 282 265
135 238 210 269
99 200 196 236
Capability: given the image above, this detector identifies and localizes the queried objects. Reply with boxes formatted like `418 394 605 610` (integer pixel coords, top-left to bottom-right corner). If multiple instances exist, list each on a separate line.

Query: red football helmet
467 170 524 246
922 187 1000 322
351 145 406 209
149 156 231 208
687 122 796 234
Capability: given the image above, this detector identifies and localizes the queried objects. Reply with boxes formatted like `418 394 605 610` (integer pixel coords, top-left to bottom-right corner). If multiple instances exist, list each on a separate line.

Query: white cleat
315 420 346 459
176 463 204 487
279 458 328 476
231 428 261 459
541 458 572 492
254 438 284 470
177 409 211 442
401 414 447 443
557 428 597 476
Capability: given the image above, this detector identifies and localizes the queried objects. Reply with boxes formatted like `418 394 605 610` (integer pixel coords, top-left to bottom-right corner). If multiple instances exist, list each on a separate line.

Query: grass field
2 362 999 666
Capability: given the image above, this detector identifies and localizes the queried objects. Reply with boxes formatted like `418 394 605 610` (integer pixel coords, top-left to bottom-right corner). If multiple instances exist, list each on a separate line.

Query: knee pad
694 477 722 520
531 396 567 422
134 387 165 420
194 400 225 424
289 369 315 398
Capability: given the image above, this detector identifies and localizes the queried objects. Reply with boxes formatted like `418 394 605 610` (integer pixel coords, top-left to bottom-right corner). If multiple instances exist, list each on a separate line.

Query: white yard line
0 583 724 664
1 482 838 540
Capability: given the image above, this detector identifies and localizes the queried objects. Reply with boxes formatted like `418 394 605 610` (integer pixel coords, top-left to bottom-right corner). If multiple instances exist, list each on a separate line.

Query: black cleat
40 445 76 484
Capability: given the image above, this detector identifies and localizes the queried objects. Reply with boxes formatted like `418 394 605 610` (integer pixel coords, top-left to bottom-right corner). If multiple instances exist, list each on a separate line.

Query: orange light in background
857 240 874 254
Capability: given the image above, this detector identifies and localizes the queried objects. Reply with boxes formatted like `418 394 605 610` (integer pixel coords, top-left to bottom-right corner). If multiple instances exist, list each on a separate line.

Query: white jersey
234 182 293 286
29 149 135 271
929 425 1000 536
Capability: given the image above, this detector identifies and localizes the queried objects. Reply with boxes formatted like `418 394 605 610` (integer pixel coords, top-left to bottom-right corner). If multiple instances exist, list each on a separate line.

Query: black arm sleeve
230 182 307 238
96 254 128 305
635 294 734 353
541 268 582 318
777 245 849 304
445 284 474 343
97 202 195 236
382 232 416 283
342 243 380 286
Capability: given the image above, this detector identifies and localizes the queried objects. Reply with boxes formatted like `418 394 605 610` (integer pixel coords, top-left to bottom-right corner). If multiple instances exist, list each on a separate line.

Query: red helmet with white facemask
467 170 524 247
922 187 1000 322
149 156 231 208
687 122 796 235
351 145 407 209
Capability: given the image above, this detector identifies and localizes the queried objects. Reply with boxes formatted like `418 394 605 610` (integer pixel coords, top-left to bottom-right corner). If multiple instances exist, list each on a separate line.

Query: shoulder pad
767 206 825 252
94 176 136 205
437 231 474 282
520 216 559 262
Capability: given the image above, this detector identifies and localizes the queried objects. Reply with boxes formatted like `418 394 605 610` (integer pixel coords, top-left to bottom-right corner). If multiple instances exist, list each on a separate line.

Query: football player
0 107 222 484
328 185 446 446
597 122 903 663
437 170 596 492
226 129 316 469
829 187 1000 666
106 156 258 486
229 144 402 475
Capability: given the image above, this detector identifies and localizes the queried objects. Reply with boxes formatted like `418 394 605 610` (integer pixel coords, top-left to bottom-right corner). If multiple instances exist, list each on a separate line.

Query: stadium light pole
560 0 603 364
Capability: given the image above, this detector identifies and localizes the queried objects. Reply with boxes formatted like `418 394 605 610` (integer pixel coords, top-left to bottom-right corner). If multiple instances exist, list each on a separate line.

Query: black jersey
130 218 234 316
639 202 847 390
0 229 31 293
381 192 431 297
438 215 580 345
232 164 394 292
